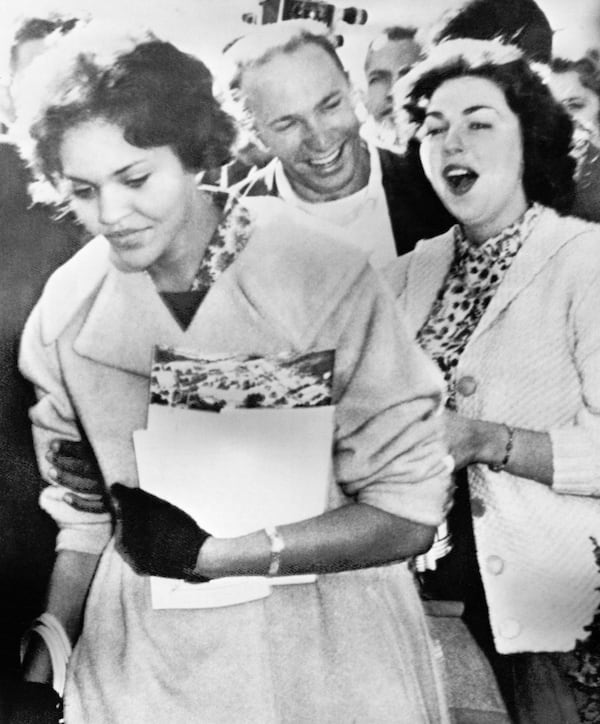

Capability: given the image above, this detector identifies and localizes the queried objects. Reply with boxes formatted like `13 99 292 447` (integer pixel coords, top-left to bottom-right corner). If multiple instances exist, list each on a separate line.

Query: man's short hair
364 26 419 70
365 25 420 68
224 20 345 95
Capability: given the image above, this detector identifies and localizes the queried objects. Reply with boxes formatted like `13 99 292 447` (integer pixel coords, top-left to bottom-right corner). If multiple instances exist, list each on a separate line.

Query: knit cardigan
386 206 600 654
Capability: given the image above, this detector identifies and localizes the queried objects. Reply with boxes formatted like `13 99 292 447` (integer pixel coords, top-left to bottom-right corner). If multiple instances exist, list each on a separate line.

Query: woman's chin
109 250 149 274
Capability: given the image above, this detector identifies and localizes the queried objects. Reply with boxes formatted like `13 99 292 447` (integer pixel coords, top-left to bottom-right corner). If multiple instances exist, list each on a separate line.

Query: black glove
0 679 62 724
110 483 211 581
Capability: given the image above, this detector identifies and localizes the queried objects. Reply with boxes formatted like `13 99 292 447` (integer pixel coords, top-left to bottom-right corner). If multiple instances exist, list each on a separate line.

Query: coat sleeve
18 300 112 554
550 267 600 496
325 265 452 526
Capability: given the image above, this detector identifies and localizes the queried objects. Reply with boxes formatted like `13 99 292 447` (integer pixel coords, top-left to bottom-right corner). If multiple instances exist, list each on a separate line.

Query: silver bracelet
264 526 285 577
20 612 72 696
489 425 515 473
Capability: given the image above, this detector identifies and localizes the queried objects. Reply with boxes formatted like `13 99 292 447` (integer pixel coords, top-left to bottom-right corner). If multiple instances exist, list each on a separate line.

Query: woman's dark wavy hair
403 53 576 212
27 34 236 182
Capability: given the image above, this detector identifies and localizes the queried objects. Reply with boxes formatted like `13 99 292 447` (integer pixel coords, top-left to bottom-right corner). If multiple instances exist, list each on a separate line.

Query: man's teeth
309 148 341 166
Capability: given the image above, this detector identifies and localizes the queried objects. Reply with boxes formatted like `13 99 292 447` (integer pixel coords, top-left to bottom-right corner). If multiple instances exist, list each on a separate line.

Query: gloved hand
0 679 62 724
111 483 211 581
46 437 107 513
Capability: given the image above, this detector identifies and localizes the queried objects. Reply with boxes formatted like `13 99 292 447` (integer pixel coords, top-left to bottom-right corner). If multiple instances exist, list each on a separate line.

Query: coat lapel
403 231 455 334
74 267 189 375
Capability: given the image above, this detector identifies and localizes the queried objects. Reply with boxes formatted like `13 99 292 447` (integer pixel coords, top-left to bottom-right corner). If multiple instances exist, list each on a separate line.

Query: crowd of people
1 1 600 722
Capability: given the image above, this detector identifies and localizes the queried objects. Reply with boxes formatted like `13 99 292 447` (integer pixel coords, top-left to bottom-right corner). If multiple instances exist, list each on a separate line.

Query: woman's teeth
444 167 478 194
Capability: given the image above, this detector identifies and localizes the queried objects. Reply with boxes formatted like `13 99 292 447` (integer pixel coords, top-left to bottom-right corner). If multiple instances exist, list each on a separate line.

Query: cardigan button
456 376 477 396
486 555 504 575
498 619 521 640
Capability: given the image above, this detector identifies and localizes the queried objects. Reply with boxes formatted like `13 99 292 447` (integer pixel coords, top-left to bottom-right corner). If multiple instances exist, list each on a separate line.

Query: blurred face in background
547 69 600 145
419 75 526 243
365 35 420 127
241 42 369 202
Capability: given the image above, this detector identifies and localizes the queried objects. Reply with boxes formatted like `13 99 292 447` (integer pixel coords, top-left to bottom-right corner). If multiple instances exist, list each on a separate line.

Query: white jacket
387 206 600 653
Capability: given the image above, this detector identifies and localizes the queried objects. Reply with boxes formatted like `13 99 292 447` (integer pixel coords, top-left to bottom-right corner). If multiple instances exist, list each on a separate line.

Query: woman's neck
149 191 221 292
464 199 529 245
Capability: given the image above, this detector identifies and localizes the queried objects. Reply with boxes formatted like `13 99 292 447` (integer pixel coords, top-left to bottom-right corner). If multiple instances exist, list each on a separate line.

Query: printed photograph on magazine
149 346 335 411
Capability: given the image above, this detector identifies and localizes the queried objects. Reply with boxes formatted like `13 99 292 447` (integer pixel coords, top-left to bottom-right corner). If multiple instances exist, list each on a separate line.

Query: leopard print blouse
416 203 542 408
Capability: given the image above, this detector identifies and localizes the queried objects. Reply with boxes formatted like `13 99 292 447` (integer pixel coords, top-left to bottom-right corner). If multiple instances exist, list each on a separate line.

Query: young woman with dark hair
390 39 600 723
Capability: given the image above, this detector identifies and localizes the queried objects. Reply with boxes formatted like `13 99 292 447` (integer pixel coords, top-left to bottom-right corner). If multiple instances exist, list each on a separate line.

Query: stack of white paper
135 385 334 609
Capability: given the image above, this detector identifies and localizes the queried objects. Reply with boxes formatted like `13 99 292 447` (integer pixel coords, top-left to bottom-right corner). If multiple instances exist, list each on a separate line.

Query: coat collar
74 267 189 375
406 207 587 343
57 198 368 377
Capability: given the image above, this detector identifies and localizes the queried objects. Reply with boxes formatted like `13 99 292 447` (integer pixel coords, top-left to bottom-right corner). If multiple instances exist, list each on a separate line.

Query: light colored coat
20 197 451 723
387 206 600 654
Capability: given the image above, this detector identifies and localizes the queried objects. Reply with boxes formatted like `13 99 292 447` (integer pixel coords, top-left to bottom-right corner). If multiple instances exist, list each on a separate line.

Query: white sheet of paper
134 405 335 609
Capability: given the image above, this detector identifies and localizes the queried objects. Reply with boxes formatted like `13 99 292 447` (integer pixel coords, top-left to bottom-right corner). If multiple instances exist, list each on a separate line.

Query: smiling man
226 22 452 263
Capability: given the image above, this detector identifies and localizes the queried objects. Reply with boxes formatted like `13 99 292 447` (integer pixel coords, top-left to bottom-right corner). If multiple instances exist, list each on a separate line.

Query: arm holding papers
119 268 453 586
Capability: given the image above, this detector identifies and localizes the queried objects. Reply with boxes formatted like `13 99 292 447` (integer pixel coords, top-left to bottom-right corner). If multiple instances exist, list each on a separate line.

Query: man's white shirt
268 142 398 269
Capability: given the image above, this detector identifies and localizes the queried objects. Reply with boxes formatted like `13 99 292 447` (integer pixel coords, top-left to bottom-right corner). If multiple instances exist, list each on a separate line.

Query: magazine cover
149 345 335 411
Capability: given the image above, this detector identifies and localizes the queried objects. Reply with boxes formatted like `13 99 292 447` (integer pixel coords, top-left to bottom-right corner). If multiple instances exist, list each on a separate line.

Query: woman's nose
97 186 128 226
443 124 465 153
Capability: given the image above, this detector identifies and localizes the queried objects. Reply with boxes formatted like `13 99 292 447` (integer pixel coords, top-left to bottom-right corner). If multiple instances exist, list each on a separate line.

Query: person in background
362 25 421 151
225 21 453 263
429 0 553 64
0 14 87 688
389 38 600 723
14 22 453 723
549 53 600 222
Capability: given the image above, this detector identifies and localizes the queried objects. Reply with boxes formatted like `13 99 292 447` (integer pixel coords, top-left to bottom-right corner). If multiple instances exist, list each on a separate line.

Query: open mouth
306 143 344 170
443 165 478 195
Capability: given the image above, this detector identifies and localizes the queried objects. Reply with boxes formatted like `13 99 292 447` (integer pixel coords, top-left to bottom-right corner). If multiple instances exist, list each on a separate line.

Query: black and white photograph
1 1 600 722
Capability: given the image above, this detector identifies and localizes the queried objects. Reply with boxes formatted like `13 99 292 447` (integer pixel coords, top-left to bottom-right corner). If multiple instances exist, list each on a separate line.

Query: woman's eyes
422 120 492 137
468 121 492 130
125 174 150 188
71 186 95 200
69 173 150 201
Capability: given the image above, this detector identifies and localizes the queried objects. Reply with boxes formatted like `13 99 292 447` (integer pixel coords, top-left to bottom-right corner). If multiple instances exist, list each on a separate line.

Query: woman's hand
442 410 506 469
110 484 211 580
443 412 554 484
46 438 108 513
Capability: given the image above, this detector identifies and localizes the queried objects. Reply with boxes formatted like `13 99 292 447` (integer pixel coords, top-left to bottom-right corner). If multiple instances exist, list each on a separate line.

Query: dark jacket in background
0 139 85 677
236 146 455 256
